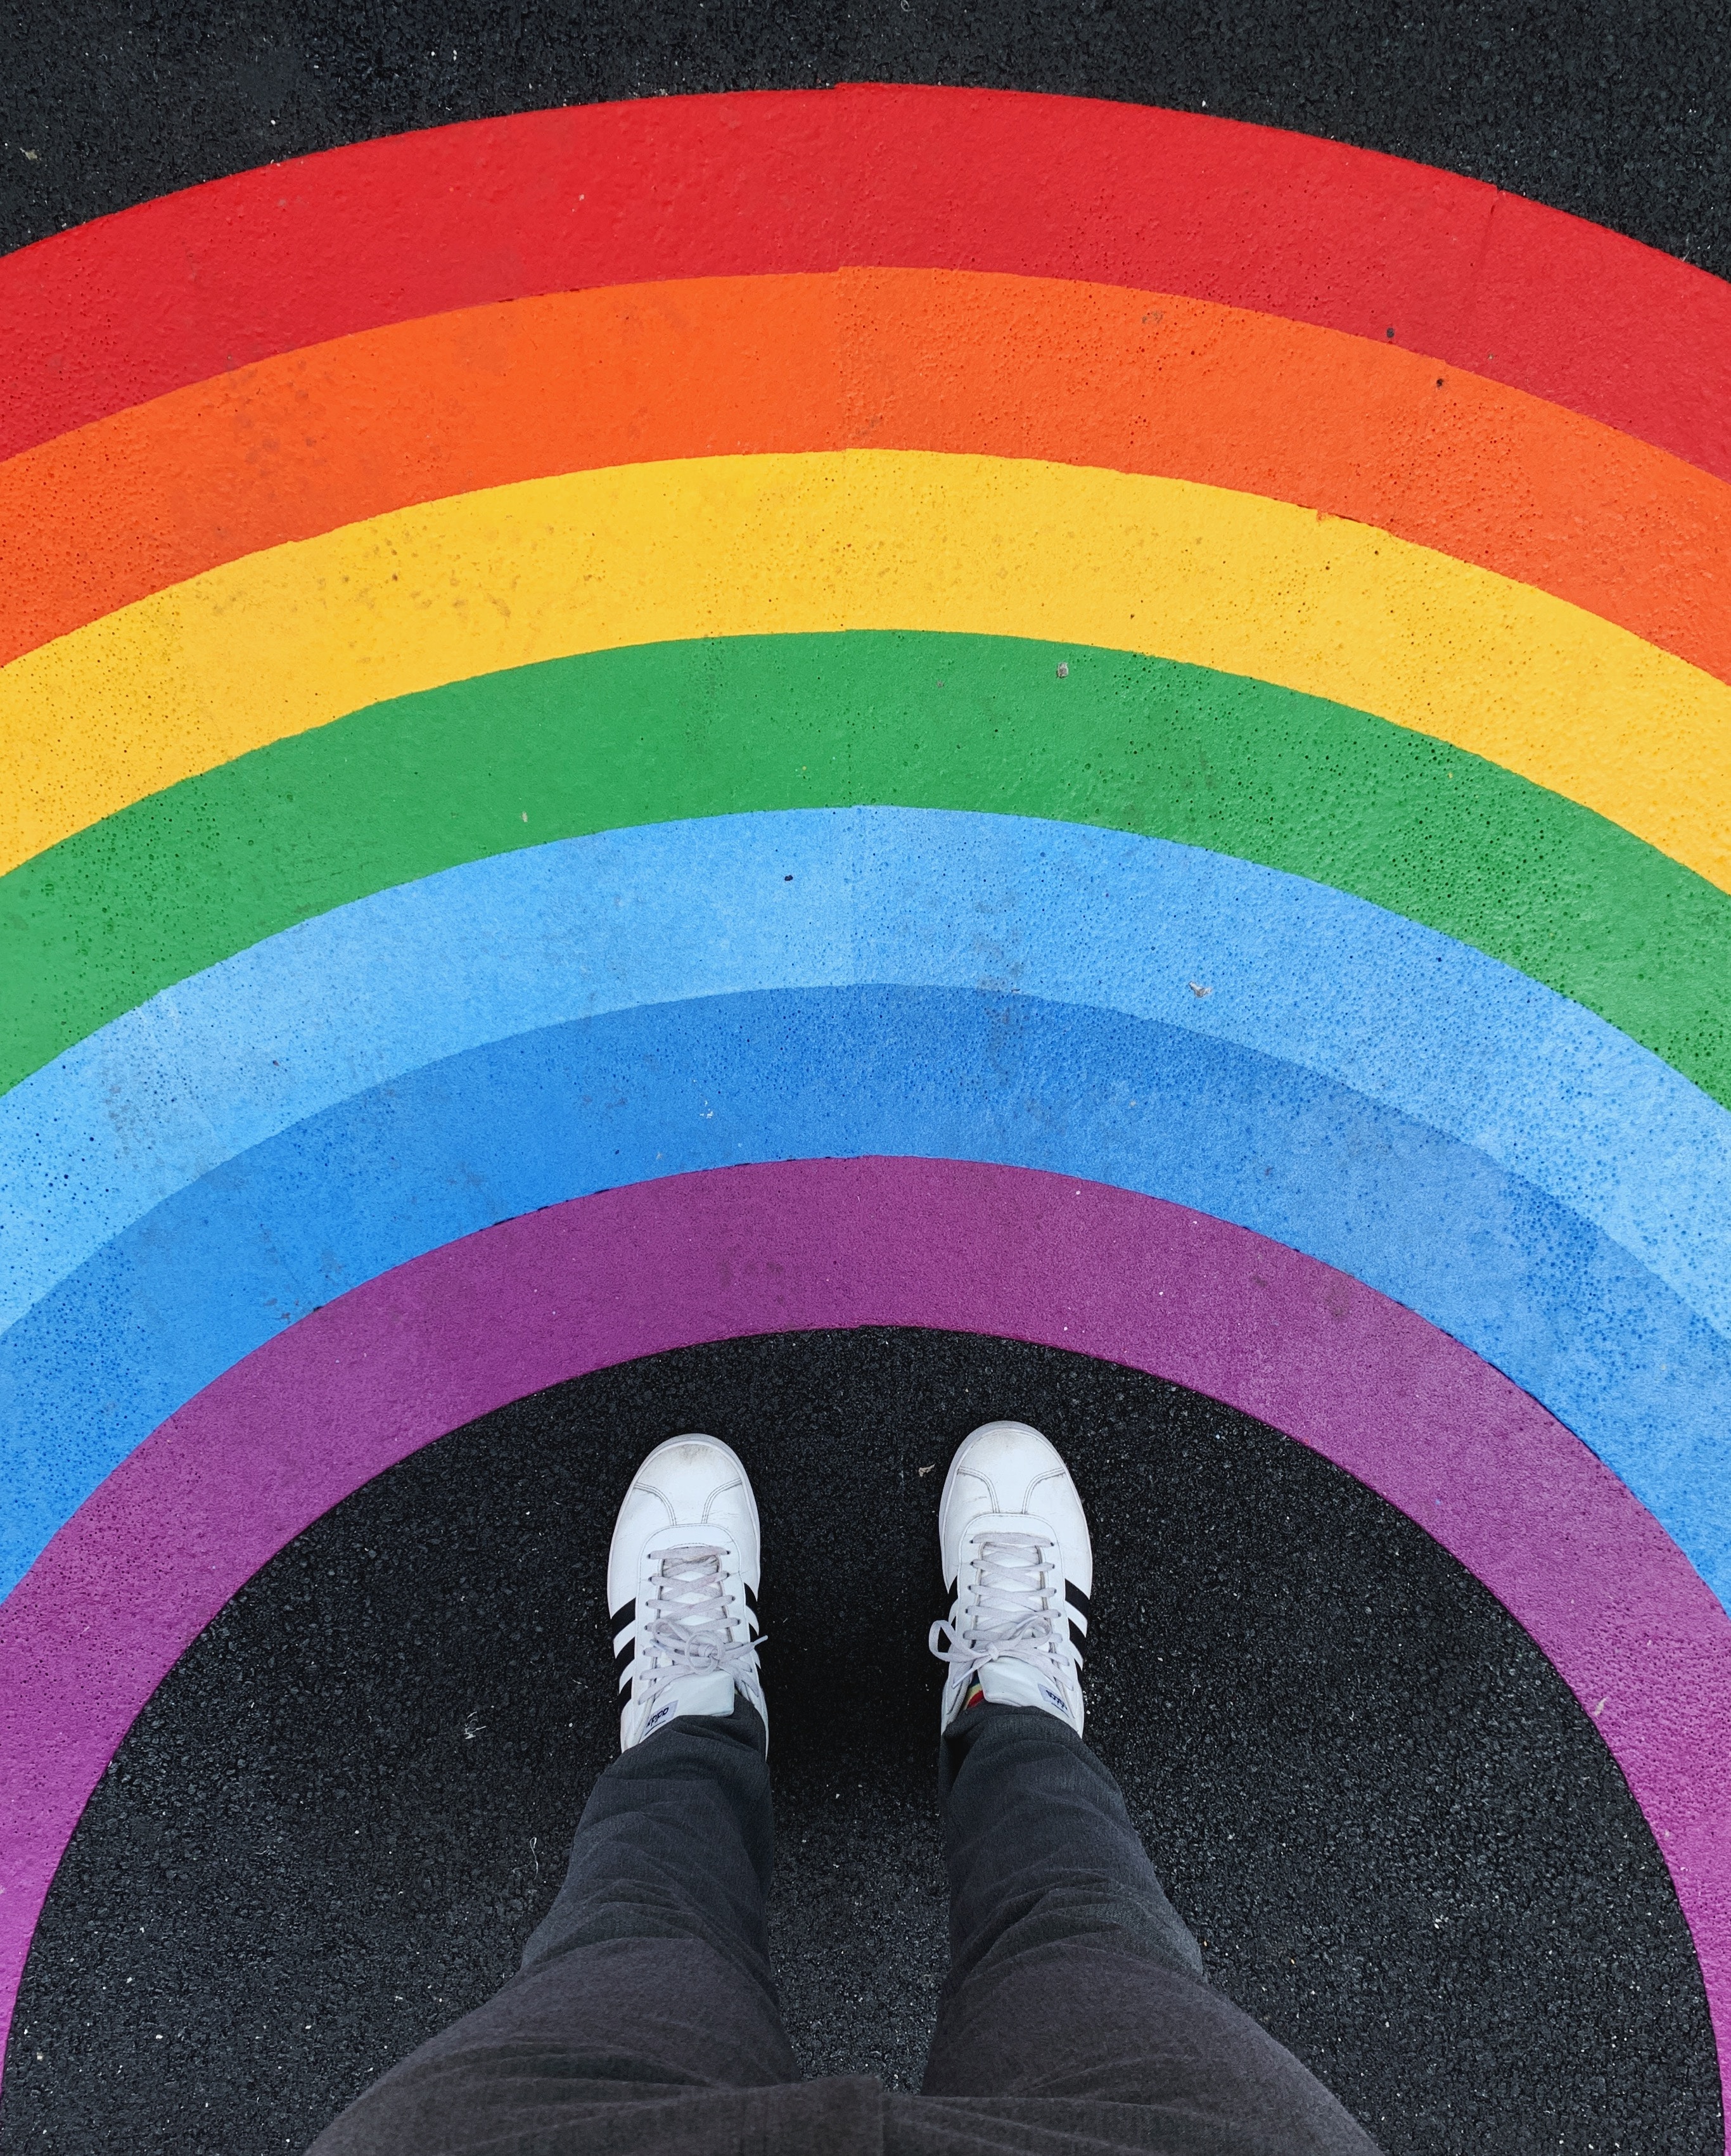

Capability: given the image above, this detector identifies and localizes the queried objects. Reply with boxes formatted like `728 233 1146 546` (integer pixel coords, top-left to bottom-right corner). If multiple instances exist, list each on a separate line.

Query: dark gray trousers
309 1702 1382 2154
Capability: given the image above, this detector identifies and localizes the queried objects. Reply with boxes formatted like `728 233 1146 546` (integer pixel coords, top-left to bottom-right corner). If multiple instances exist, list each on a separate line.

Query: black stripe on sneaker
743 1581 759 1617
1065 1581 1092 1623
1070 1621 1087 1657
610 1599 636 1631
613 1638 634 1683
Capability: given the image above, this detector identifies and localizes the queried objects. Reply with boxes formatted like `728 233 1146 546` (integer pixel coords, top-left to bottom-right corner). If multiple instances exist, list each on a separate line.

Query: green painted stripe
3 630 1727 1106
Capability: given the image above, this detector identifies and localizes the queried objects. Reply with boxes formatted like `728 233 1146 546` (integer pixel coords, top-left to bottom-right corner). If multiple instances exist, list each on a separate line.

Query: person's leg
309 1437 800 2155
922 1701 1381 2150
919 1421 1381 2152
310 1697 795 2153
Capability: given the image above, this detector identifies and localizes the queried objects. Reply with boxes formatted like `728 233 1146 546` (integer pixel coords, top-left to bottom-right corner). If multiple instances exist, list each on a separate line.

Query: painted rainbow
2 86 1728 2124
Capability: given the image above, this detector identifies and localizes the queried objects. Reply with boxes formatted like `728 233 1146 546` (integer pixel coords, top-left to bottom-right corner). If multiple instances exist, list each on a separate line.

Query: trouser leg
920 1704 1382 2153
307 1699 796 2153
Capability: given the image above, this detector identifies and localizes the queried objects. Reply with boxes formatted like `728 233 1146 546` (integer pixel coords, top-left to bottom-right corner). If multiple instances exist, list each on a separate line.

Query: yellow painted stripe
4 450 1728 888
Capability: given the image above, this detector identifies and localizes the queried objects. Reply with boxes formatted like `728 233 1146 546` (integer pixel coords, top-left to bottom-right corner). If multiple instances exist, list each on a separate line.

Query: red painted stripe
2 87 1727 476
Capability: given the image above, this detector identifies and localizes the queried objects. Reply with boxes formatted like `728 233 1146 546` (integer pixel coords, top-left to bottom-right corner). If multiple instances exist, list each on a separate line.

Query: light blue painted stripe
3 810 1728 1343
3 986 1728 1616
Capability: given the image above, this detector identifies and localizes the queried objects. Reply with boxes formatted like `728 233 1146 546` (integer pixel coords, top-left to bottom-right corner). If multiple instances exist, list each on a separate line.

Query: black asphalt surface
2 0 1728 275
3 1332 1719 2153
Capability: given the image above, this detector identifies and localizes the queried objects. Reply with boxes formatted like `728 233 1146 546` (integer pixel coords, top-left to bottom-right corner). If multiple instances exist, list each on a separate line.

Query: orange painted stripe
4 267 1727 682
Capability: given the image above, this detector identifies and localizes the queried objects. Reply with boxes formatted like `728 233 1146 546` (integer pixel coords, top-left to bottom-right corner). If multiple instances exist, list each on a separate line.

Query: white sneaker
929 1420 1093 1735
607 1435 766 1750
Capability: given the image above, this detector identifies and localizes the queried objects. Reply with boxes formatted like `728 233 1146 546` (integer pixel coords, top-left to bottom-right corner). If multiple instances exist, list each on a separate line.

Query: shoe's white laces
928 1529 1075 1681
637 1544 761 1699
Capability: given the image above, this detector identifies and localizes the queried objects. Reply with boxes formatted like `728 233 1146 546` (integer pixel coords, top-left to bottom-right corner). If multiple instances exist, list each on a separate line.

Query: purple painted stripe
2 1156 1728 2116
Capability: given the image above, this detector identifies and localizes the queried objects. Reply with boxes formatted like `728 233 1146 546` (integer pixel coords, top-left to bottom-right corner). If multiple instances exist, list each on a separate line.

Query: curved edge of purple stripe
2 1156 1727 2121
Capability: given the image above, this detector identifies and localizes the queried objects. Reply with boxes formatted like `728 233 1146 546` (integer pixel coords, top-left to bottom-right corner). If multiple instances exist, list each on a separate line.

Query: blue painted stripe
3 810 1727 1338
4 986 1729 1614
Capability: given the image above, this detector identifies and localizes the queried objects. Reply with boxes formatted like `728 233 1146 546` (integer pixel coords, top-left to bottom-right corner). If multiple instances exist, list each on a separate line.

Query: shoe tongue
647 1523 730 1560
976 1659 1066 1718
970 1512 1051 1544
638 1671 736 1741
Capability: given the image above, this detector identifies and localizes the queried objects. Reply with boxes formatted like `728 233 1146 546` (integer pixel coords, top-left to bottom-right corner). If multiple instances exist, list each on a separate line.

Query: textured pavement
5 1334 1718 2152
2 1 1728 275
3 6 1728 2150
